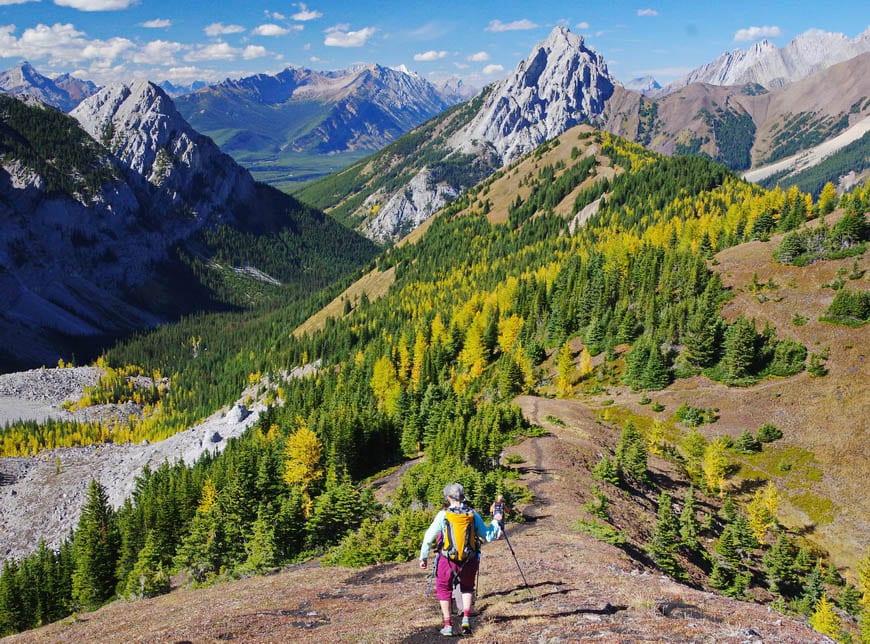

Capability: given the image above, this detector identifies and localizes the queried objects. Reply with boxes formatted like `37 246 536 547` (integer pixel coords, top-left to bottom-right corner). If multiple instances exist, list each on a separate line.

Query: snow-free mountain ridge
0 62 98 112
662 27 870 93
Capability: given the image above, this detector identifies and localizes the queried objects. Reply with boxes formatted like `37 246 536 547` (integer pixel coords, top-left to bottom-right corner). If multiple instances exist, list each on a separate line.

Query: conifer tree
763 534 797 596
283 421 324 515
615 422 648 484
72 480 118 609
859 546 870 610
809 595 842 640
722 316 758 381
648 491 683 578
555 340 574 398
678 486 700 548
0 561 23 636
239 505 278 575
640 343 670 390
123 532 170 599
702 438 729 496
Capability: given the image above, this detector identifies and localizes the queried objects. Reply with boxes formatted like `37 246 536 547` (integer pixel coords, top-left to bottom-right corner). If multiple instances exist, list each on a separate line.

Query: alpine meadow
0 8 869 644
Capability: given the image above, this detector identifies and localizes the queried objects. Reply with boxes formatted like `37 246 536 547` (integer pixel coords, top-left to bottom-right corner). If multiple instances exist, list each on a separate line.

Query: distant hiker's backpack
441 506 479 563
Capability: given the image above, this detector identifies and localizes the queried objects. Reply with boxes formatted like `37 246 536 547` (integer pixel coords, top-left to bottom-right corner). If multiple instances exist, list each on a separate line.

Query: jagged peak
540 25 585 52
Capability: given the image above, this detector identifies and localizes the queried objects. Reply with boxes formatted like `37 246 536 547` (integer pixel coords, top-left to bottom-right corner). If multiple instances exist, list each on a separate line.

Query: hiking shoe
439 625 454 636
461 619 472 634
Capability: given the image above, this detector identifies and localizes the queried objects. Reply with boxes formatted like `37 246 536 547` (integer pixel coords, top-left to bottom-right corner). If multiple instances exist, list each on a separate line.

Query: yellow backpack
441 507 479 563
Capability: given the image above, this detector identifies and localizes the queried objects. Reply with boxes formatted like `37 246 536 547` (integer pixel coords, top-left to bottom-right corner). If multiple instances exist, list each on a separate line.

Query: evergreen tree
722 316 758 381
274 488 307 561
678 486 700 548
239 505 278 575
763 534 797 596
72 480 118 610
591 454 620 485
640 342 671 390
123 532 170 600
0 561 24 635
648 491 683 578
615 422 648 484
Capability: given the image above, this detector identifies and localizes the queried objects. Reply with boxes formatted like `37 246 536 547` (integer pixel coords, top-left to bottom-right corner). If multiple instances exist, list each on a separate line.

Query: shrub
757 423 783 443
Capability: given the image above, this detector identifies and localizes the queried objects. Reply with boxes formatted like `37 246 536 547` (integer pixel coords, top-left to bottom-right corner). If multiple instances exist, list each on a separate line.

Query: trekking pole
425 554 438 597
502 528 537 604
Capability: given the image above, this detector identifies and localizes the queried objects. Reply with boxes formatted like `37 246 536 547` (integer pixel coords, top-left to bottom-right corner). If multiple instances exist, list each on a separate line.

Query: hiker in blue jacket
419 483 502 636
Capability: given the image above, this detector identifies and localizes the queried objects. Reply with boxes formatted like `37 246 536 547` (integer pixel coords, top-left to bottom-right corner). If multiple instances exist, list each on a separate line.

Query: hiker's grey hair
443 482 466 501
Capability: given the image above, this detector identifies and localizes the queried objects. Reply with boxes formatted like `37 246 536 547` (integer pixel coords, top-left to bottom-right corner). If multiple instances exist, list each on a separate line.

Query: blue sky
1 0 868 88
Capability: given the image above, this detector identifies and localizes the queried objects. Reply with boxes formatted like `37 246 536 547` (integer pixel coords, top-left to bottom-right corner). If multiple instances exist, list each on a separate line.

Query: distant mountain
623 76 661 95
431 76 479 103
158 79 207 97
174 64 455 190
600 52 870 171
661 27 870 93
299 26 616 242
0 85 376 370
0 62 98 112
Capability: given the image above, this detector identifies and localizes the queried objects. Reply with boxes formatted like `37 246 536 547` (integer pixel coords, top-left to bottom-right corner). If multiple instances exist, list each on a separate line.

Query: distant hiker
490 494 510 529
419 483 502 636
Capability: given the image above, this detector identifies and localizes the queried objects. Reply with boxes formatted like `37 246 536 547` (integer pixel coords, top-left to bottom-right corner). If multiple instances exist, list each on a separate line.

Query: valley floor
5 396 827 643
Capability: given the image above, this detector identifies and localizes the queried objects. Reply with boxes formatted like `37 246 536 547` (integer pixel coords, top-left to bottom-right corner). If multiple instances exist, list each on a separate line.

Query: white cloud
576 21 590 29
467 51 489 62
185 41 242 62
734 25 782 42
0 0 39 5
482 63 504 74
0 22 134 65
485 19 538 32
53 0 138 10
637 9 659 17
265 10 285 20
309 55 321 62
140 19 171 29
252 23 296 36
414 49 447 61
324 24 375 47
204 22 245 37
292 2 322 21
242 45 267 59
130 39 182 64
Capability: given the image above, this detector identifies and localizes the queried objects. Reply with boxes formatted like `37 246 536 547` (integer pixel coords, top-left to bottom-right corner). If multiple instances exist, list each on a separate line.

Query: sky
0 0 868 88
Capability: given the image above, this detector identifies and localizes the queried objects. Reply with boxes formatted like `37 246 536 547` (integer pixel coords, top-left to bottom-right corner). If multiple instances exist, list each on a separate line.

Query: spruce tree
722 316 758 381
123 532 170 600
72 480 119 610
640 343 671 390
648 492 683 578
763 534 797 596
239 505 278 575
678 486 700 549
615 422 648 484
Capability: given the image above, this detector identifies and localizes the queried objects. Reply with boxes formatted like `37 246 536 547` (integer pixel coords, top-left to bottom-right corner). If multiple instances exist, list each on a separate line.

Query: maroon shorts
435 554 479 600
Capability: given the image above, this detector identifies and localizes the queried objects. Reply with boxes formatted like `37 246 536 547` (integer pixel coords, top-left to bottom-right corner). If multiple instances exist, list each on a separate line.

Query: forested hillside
1 127 868 640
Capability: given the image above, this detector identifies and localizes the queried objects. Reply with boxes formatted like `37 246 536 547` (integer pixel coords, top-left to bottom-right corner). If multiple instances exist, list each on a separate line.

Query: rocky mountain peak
71 80 255 218
452 26 614 163
0 62 98 112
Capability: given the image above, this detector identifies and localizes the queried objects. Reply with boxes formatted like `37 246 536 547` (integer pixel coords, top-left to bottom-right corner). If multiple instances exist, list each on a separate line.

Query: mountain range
661 26 870 93
299 26 870 242
0 62 98 113
0 82 376 371
172 64 459 190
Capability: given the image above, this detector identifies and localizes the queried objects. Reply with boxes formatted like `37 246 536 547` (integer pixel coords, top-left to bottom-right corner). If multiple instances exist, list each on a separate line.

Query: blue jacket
419 505 501 560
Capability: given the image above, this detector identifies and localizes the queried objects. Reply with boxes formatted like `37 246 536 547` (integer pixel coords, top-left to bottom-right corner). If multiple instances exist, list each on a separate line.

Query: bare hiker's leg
439 599 451 621
462 591 473 612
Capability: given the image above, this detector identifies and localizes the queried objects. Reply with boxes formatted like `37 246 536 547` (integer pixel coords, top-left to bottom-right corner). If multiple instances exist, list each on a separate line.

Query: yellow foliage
497 315 524 354
198 478 218 513
702 438 729 496
282 420 324 495
370 355 401 415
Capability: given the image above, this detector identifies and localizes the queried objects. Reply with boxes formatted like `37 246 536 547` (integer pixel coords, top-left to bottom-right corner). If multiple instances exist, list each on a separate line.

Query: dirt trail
8 396 828 643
